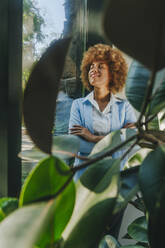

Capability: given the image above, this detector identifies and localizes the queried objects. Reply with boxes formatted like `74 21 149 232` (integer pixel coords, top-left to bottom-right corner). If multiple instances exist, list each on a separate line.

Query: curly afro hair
80 44 128 93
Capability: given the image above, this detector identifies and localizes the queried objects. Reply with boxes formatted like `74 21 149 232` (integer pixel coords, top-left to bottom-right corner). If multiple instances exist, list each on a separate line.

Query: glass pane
22 0 67 182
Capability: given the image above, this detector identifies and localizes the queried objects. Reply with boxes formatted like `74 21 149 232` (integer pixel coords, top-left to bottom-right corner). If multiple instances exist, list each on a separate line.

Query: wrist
90 134 104 143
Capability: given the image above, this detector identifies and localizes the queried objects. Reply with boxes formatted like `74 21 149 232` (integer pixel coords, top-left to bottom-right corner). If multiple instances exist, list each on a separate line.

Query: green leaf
148 183 165 248
150 80 165 115
122 233 132 239
114 166 139 214
62 158 120 248
139 145 165 213
36 181 75 246
20 135 80 162
127 216 148 243
103 0 165 70
99 234 120 248
19 156 72 205
125 61 165 115
20 156 75 245
129 198 146 213
89 130 122 157
23 37 71 154
147 115 160 130
0 209 5 222
120 246 146 248
125 61 150 112
160 111 165 122
128 153 143 166
90 129 137 158
0 198 18 217
0 200 57 248
52 135 80 160
19 146 46 162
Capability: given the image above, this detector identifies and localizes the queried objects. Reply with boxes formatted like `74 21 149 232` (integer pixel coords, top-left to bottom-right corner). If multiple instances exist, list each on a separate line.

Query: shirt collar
82 91 122 105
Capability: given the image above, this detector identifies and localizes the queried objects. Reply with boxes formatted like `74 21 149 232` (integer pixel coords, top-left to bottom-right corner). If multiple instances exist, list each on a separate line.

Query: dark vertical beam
0 0 22 197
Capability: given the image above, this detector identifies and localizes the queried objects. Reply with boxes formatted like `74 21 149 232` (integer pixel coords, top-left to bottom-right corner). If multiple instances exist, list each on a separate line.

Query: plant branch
137 70 157 127
71 134 138 173
139 142 155 149
141 113 158 127
120 138 139 161
53 150 89 161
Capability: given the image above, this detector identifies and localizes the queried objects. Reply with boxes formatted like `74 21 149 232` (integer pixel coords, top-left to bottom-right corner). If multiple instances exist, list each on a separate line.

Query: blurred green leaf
120 246 146 248
128 153 143 166
98 234 120 248
148 183 165 248
114 166 139 214
0 200 57 248
139 145 165 213
52 135 80 160
0 209 5 222
23 38 71 154
62 158 120 248
147 115 160 130
20 135 80 162
20 156 75 245
160 111 165 122
125 61 165 115
122 233 132 239
135 242 149 247
103 0 165 70
150 80 165 115
89 130 122 157
127 216 148 243
19 156 72 205
36 181 75 246
19 147 45 162
0 198 18 218
90 129 137 158
125 61 150 112
129 197 146 213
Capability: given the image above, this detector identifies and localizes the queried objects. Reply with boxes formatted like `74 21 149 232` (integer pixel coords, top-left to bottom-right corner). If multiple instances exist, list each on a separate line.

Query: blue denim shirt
69 93 136 180
54 92 73 136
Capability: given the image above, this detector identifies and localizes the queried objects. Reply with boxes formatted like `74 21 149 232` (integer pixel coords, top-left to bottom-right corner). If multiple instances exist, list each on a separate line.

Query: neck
93 88 111 102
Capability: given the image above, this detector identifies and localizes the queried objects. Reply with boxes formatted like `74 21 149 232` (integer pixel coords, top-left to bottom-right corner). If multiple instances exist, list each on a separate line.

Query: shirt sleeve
69 100 82 129
69 99 94 154
123 101 137 125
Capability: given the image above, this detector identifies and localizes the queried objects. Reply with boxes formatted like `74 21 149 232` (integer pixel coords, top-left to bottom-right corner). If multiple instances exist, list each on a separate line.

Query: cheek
108 72 112 82
88 73 93 84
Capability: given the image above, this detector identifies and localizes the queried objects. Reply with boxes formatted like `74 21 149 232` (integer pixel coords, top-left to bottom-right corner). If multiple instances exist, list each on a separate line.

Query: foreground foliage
0 0 165 247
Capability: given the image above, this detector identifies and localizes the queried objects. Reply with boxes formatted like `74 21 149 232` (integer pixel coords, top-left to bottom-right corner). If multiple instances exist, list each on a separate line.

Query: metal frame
0 0 22 196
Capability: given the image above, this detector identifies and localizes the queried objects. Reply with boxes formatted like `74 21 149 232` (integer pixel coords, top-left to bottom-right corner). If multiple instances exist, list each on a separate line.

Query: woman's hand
70 125 104 143
70 125 94 142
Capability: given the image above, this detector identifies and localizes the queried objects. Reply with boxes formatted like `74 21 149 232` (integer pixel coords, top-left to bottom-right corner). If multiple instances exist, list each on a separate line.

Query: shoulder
114 96 127 105
71 97 86 110
114 96 134 112
72 97 85 106
73 97 85 103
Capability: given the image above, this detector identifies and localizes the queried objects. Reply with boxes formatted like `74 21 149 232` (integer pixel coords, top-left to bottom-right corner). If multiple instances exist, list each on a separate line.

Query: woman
69 44 136 180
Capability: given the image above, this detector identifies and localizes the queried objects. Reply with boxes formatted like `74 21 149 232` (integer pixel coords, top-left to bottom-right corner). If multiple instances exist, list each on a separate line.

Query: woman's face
88 61 111 89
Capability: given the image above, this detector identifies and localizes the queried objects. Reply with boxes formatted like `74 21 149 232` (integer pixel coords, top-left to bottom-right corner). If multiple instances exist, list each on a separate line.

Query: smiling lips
89 73 100 79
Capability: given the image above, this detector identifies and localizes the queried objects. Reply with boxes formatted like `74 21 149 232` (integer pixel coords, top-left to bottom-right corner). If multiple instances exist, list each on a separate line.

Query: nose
91 65 99 73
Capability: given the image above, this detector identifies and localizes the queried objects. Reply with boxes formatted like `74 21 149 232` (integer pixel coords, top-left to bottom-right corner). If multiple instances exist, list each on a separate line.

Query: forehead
90 60 108 67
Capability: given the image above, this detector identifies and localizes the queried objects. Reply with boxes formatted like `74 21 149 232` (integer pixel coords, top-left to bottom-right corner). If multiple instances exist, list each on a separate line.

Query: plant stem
71 134 138 173
120 138 139 161
141 113 158 127
137 69 157 127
